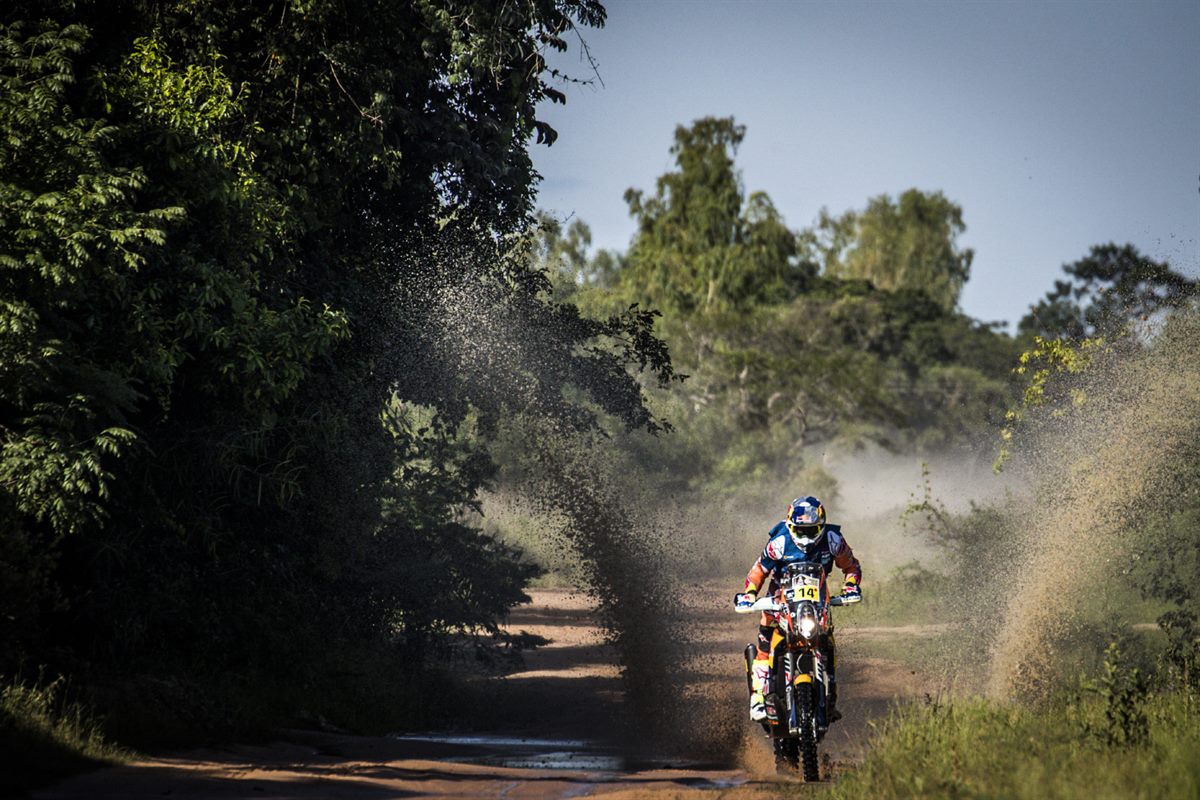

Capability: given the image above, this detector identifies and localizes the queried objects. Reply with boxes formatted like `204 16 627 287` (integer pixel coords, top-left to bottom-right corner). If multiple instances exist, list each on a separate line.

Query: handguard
733 594 782 614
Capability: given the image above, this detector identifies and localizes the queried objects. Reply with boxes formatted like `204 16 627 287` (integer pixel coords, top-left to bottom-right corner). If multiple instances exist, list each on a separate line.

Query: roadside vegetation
825 689 1200 800
496 111 1200 798
822 620 1200 800
818 313 1200 798
0 676 127 795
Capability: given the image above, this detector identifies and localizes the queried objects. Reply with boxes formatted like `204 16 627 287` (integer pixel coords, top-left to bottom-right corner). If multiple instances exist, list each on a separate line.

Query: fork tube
786 651 798 733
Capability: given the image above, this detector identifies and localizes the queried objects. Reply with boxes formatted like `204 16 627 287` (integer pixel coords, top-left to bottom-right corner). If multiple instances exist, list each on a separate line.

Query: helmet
786 496 826 547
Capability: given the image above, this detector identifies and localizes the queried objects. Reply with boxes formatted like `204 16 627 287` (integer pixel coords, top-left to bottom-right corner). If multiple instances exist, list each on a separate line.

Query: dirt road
34 590 931 799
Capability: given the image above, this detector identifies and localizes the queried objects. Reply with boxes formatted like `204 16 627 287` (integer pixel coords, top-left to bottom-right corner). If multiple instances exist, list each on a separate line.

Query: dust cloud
821 446 1014 572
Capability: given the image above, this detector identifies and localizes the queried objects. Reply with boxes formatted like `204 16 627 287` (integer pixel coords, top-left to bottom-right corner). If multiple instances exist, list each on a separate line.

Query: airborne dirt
34 589 936 799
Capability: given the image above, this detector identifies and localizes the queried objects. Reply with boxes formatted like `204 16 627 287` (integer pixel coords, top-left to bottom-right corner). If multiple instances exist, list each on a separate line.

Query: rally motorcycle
733 561 860 780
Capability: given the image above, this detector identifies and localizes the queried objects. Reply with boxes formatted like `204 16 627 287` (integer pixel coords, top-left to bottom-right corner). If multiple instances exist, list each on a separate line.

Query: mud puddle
392 732 737 776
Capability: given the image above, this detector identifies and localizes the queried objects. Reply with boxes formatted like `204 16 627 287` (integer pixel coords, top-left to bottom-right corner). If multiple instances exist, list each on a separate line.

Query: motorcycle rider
735 495 862 723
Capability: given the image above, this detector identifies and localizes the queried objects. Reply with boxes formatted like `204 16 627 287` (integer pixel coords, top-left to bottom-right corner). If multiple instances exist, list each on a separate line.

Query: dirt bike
733 561 860 780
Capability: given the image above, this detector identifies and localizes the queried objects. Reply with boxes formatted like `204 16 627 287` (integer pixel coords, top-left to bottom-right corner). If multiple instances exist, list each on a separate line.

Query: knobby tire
773 736 799 773
796 683 820 781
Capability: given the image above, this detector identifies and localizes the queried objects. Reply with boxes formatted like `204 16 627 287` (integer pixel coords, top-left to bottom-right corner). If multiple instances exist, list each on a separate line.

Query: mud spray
979 316 1200 696
411 235 741 762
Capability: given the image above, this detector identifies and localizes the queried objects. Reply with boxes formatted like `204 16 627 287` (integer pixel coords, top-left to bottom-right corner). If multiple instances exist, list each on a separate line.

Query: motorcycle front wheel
796 683 820 781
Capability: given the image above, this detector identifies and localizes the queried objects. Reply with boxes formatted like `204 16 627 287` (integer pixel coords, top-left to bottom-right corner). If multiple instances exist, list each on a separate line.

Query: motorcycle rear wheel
772 736 799 773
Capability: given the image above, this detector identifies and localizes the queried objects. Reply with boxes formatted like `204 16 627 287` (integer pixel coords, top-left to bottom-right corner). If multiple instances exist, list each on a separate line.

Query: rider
735 495 862 722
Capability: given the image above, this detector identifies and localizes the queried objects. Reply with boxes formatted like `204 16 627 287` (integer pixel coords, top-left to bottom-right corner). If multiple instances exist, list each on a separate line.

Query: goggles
787 522 823 541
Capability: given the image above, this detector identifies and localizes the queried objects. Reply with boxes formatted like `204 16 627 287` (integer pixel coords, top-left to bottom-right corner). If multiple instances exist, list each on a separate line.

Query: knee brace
756 624 773 658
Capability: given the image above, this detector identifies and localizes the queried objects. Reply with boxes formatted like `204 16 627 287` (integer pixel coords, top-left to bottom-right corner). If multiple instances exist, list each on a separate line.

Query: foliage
1158 613 1200 706
0 674 126 796
1082 642 1149 747
1019 243 1197 341
639 279 1017 459
1132 388 1200 684
530 212 596 299
585 120 1020 473
994 335 1108 469
0 0 684 757
900 464 1020 657
619 117 812 314
821 691 1200 800
808 189 973 312
839 561 946 628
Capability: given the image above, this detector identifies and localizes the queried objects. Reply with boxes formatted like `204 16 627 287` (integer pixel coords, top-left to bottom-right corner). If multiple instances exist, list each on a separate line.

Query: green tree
620 116 812 314
1019 243 1196 341
811 189 973 311
605 120 1015 459
0 1 680 727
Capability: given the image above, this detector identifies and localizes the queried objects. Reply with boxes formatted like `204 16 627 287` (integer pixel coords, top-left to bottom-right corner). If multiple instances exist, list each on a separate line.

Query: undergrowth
0 675 127 796
818 641 1200 800
820 694 1198 800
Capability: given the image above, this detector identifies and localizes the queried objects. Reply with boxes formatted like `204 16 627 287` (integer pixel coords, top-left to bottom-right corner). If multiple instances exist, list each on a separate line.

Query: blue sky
531 0 1199 329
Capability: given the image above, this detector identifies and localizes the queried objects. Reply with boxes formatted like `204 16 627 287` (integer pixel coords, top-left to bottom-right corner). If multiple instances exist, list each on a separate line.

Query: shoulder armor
826 527 846 555
765 534 788 561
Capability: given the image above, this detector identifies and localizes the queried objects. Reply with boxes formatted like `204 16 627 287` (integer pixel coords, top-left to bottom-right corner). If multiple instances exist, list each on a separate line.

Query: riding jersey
743 523 862 594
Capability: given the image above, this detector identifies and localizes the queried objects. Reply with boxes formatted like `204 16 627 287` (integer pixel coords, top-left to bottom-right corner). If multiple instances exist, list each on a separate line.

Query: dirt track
34 590 932 799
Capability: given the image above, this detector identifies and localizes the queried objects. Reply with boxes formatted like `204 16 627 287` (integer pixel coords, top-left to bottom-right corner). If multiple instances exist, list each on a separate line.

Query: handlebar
732 592 862 613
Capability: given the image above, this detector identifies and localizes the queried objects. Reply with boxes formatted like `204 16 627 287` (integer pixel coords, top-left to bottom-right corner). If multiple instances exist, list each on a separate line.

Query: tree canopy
620 117 812 313
0 0 678 730
1019 243 1196 341
810 189 973 312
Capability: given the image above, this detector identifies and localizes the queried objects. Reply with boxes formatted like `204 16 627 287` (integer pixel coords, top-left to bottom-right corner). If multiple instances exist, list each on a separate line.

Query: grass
816 692 1199 800
817 555 1200 799
0 675 129 796
0 647 492 795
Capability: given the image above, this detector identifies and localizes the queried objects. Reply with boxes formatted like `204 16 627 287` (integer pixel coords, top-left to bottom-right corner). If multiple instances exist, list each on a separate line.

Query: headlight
799 616 817 638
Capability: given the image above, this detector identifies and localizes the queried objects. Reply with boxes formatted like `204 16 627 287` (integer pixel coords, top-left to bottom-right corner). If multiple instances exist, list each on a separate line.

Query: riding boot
827 680 842 722
749 658 770 721
824 634 841 722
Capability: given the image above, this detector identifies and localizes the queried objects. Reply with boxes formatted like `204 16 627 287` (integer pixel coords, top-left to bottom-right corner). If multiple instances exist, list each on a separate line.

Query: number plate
790 585 819 601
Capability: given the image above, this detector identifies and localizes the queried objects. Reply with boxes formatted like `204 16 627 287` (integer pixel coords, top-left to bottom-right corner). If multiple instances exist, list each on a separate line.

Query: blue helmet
786 496 826 547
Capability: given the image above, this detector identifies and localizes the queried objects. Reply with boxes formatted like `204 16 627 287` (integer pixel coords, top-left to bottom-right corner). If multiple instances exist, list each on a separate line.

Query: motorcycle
733 561 860 780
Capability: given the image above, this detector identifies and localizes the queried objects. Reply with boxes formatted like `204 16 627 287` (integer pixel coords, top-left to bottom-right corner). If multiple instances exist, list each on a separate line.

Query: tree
1019 243 1197 341
620 116 812 314
810 189 973 312
0 1 679 719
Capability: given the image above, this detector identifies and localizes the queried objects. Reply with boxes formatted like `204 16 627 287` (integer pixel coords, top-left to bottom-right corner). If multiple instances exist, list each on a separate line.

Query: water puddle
392 733 622 770
390 732 744 786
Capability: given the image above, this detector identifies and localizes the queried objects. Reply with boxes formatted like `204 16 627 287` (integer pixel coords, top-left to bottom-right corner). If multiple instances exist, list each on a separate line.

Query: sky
530 0 1200 329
